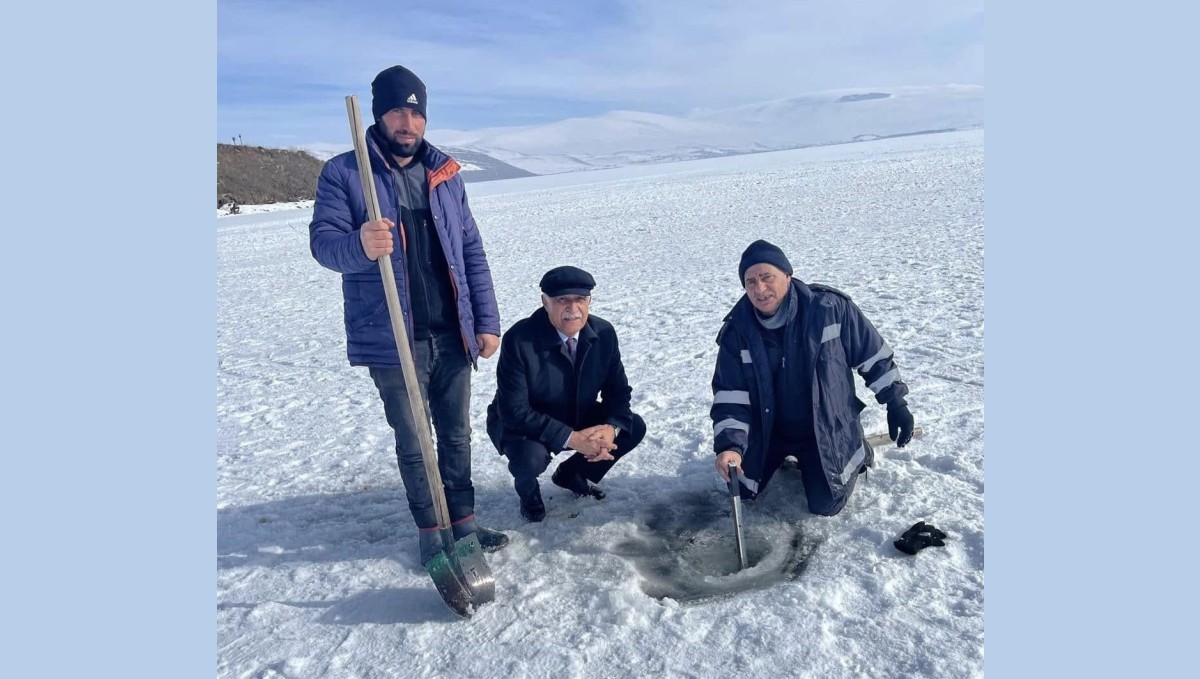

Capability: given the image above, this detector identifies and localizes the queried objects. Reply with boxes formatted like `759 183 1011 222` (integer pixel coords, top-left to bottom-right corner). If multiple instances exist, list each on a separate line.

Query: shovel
344 95 495 617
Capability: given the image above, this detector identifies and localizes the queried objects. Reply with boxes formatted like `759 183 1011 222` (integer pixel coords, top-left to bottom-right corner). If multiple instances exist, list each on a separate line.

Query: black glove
887 400 914 447
893 521 947 555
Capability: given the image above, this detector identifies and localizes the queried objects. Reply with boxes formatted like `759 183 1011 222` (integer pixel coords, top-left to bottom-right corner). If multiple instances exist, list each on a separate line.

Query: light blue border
988 2 1195 675
6 4 216 676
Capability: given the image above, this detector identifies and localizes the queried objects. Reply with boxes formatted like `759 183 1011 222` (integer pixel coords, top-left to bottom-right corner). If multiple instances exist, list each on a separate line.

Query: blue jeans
369 333 473 529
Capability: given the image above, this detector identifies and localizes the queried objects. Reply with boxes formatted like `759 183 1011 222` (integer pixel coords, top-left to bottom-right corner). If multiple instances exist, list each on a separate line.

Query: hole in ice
612 492 818 605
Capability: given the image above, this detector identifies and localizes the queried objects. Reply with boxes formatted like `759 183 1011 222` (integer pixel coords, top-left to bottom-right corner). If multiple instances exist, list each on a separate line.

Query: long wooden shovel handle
345 95 452 532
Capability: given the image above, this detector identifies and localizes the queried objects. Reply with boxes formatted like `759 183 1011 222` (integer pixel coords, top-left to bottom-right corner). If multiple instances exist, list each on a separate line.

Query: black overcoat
487 307 634 451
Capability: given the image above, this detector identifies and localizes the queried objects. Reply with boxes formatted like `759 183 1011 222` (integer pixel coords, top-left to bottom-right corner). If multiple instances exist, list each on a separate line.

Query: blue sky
218 0 983 148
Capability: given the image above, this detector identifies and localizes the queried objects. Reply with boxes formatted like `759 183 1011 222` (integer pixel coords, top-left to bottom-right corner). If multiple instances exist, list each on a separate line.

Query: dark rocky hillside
217 144 324 207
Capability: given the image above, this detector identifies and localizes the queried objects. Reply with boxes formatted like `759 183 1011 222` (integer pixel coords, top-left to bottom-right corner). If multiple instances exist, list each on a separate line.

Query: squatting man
487 266 647 522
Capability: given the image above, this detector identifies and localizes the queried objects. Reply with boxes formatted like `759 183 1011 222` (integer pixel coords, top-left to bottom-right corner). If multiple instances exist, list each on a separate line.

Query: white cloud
219 0 983 142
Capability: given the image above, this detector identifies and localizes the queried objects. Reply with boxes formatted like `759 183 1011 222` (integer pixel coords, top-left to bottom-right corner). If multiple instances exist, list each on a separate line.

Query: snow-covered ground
217 129 984 678
218 199 314 218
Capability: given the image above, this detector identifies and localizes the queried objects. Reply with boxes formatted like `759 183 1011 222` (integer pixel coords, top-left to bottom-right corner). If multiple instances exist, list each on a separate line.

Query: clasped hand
568 425 618 462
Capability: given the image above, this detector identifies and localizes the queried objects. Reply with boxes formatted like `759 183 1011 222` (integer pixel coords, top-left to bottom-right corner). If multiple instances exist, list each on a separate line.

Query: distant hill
303 144 535 182
218 143 533 208
441 148 536 182
217 144 324 207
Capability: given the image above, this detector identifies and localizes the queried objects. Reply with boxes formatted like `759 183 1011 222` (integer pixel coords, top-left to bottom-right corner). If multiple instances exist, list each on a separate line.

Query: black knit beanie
738 240 794 282
371 65 428 120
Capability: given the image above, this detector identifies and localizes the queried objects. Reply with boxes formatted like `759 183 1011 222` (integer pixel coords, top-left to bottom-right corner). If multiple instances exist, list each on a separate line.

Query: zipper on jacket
427 171 476 369
387 169 416 352
406 196 433 340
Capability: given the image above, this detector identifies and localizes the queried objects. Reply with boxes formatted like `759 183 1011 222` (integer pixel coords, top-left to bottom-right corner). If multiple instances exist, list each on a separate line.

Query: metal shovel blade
452 532 496 603
422 531 496 617
423 550 475 617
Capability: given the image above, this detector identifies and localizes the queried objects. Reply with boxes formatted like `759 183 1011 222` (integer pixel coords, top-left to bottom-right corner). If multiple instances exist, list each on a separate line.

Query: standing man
710 240 915 516
486 266 646 522
309 65 508 563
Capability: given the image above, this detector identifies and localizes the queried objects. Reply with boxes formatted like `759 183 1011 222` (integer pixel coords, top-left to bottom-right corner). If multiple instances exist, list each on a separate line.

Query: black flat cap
540 266 596 297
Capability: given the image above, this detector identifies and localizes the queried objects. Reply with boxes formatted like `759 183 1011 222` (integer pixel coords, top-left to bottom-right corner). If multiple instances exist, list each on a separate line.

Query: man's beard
385 134 423 159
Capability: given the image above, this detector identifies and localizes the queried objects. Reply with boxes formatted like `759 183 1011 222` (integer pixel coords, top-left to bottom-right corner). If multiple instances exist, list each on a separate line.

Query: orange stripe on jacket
428 158 461 191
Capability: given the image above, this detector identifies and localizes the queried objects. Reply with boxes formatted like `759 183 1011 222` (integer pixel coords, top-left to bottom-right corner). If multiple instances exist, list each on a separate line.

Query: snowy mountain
293 85 981 179
432 84 983 174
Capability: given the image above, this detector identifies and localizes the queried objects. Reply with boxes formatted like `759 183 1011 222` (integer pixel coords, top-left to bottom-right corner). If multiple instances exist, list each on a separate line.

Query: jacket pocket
344 281 389 333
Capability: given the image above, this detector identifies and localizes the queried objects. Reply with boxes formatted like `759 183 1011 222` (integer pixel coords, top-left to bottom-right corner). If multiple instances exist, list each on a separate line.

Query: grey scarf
755 286 796 330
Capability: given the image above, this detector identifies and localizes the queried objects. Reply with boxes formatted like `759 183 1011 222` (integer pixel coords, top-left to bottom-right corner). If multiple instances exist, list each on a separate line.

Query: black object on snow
893 521 948 555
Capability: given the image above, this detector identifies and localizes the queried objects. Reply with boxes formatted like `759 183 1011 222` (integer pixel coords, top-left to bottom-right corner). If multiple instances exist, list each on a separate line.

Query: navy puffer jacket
309 127 500 367
710 279 908 507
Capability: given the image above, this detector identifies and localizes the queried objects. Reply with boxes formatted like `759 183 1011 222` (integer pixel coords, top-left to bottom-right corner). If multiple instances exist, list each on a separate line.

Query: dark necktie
566 337 577 364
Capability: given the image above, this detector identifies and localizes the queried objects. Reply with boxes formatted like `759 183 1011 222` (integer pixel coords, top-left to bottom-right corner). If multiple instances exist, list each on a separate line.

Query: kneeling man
712 240 915 516
487 266 646 522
